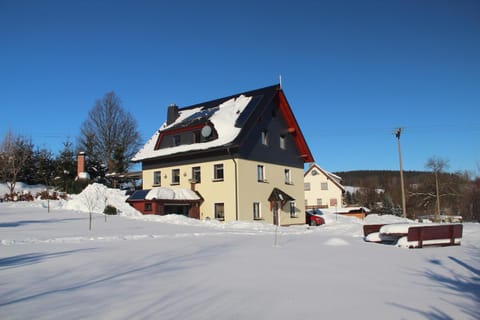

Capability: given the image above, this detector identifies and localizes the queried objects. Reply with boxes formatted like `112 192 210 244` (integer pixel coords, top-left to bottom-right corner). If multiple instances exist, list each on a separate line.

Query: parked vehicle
306 209 325 226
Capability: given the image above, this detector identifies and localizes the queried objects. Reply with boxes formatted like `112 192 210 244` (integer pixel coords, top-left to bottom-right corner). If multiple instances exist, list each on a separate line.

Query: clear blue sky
1 0 479 174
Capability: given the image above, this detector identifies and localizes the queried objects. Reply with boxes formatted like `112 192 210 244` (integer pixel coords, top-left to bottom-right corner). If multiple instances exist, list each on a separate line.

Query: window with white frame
214 203 225 220
261 130 269 146
280 135 286 149
284 168 292 184
257 165 266 182
321 182 328 190
317 198 322 206
290 201 297 218
304 182 311 191
213 164 224 181
192 166 201 183
171 169 180 184
153 170 161 186
253 202 261 220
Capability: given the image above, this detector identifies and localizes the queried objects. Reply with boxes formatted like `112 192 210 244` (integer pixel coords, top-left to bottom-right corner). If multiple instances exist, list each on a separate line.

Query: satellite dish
201 125 212 138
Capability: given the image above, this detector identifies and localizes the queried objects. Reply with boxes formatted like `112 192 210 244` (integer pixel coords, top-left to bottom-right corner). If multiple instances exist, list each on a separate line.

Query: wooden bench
363 224 386 237
363 223 463 248
406 224 463 248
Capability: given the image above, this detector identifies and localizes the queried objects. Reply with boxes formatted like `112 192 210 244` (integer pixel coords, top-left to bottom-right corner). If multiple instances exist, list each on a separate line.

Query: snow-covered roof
132 95 252 162
145 187 200 201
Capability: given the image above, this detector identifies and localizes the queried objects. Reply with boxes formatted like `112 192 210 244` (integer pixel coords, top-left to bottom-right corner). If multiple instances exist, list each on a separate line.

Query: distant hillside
331 170 478 222
333 170 431 189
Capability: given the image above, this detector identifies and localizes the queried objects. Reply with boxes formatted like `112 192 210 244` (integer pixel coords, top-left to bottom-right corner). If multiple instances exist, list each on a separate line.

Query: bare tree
0 131 33 195
82 184 102 231
78 92 142 175
426 156 449 222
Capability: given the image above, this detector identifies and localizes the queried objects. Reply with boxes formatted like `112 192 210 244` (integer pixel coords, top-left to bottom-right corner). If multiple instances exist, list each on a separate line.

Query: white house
304 163 344 209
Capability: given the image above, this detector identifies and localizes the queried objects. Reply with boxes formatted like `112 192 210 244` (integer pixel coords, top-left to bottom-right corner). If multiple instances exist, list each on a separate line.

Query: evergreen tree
54 140 81 193
34 148 56 187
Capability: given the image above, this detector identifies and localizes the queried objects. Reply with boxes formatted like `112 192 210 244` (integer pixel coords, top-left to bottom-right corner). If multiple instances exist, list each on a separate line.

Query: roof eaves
277 90 314 163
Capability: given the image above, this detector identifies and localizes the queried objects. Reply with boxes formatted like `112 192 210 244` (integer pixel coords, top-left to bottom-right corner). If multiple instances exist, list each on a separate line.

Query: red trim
277 90 314 163
155 124 205 150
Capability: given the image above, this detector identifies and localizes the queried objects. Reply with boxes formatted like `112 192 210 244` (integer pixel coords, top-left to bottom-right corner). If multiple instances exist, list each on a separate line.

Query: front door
273 203 279 226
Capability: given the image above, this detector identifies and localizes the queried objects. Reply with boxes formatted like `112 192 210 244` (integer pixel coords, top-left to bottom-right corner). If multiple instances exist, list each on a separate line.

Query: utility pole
395 128 407 218
434 169 441 222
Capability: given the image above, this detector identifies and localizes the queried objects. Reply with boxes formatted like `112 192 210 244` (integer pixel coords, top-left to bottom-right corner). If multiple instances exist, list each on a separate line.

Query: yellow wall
236 159 305 225
142 159 236 220
142 158 306 225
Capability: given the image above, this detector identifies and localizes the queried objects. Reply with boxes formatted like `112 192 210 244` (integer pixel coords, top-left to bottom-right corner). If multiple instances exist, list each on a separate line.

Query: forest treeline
334 170 480 222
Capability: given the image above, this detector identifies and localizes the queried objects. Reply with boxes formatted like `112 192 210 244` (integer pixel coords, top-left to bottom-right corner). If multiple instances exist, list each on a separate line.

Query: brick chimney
167 103 179 125
77 152 89 180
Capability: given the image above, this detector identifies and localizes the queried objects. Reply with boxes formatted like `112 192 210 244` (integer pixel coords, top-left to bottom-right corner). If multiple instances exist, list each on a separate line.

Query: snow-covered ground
1 184 479 320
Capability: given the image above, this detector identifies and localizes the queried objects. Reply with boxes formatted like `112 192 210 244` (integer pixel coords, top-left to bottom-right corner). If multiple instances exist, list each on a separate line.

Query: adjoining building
304 163 344 210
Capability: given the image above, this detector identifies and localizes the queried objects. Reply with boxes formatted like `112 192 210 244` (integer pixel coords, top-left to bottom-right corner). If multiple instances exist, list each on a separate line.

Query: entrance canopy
268 188 295 209
268 188 294 202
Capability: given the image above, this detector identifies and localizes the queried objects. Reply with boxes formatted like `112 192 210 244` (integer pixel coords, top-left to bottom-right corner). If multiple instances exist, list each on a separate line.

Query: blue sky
1 0 479 174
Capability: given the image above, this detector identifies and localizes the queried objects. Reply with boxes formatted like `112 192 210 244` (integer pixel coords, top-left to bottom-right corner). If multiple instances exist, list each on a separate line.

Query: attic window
280 135 286 149
193 131 201 143
172 135 181 147
261 130 269 146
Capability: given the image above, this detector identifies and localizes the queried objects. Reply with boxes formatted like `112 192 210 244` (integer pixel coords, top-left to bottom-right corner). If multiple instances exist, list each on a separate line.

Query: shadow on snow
0 218 84 228
0 242 231 309
390 246 480 320
0 249 96 269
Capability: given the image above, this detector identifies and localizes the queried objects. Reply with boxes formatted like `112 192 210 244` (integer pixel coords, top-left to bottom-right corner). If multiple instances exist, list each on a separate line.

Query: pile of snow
364 213 413 224
146 187 200 200
63 183 141 217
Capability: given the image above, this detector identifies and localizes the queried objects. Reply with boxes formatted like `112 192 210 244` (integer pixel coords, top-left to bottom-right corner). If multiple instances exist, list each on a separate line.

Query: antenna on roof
279 74 282 89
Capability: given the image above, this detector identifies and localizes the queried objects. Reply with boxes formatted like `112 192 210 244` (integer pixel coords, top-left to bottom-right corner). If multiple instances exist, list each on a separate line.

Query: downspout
227 147 239 221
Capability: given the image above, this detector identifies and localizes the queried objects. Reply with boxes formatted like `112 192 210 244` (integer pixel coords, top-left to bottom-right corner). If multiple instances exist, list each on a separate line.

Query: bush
103 205 118 215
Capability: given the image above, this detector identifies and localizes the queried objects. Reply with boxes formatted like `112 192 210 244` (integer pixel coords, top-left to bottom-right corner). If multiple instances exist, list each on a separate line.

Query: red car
306 209 325 226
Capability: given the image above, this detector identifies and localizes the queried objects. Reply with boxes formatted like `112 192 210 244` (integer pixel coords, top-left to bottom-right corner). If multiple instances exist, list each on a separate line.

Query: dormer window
172 135 181 147
193 131 201 143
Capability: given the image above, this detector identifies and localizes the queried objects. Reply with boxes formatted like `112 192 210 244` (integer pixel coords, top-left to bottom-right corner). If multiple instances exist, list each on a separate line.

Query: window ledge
170 182 180 186
212 179 224 182
257 179 269 183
